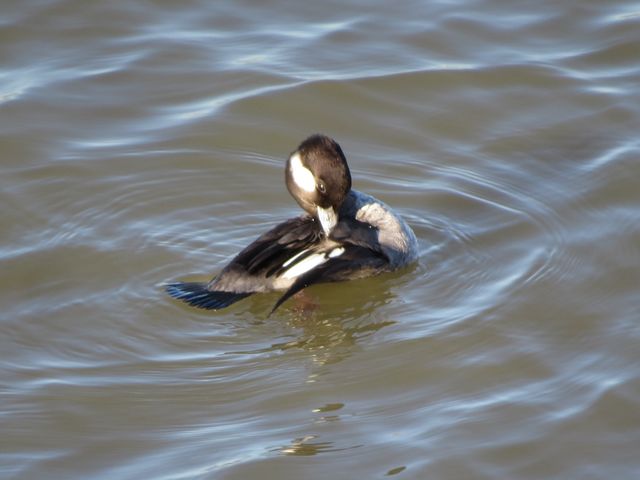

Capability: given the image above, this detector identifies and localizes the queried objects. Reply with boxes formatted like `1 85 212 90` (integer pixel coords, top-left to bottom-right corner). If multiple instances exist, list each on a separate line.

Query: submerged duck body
166 134 418 314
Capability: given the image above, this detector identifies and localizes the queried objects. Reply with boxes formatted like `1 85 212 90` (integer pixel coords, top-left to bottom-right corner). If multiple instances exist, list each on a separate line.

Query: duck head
285 134 352 236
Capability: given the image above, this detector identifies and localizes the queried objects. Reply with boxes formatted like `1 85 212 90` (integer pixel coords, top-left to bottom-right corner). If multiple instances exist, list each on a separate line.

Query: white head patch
289 153 316 192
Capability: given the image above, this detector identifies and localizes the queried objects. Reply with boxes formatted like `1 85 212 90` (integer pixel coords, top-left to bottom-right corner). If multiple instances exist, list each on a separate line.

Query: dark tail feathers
165 282 251 310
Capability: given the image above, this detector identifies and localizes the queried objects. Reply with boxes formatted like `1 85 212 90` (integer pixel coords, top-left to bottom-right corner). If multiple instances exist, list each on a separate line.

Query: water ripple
2 0 640 478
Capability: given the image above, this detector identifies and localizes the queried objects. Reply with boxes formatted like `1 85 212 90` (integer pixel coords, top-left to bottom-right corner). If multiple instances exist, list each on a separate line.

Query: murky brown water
2 0 640 478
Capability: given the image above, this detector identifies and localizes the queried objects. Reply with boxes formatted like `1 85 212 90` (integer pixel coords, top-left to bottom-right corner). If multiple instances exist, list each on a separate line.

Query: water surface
2 0 640 478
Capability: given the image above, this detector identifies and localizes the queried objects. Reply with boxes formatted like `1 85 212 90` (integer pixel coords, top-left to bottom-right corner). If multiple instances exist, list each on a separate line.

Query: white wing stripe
280 247 345 280
281 253 327 279
282 248 310 267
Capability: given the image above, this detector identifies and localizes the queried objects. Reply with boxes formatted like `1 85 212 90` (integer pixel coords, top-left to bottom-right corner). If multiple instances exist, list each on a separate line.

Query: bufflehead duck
166 134 418 314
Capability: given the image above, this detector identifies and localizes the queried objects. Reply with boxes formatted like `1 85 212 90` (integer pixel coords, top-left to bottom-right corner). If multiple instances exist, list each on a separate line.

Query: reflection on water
2 0 640 478
277 434 358 456
282 290 398 367
386 466 407 476
277 403 360 457
231 285 398 367
278 435 330 456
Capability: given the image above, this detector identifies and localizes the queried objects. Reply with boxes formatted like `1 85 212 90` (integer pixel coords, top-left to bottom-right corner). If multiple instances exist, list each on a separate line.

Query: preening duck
166 134 418 314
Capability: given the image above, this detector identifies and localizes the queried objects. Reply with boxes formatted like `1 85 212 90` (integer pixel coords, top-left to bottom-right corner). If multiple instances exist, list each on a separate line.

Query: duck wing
167 215 322 311
226 214 323 277
205 214 324 293
269 243 388 315
269 217 392 314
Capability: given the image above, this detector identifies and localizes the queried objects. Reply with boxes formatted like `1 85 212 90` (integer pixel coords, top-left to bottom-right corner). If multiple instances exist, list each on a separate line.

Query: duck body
166 135 417 314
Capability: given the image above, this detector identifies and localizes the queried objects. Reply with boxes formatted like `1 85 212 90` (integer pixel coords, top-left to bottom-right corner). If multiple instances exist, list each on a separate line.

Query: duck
166 134 418 315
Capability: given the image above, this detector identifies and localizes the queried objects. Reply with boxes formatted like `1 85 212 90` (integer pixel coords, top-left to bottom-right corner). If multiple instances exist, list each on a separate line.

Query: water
2 0 640 478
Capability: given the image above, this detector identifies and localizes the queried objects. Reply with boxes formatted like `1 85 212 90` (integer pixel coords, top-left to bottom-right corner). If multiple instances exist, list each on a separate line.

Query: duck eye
317 182 326 194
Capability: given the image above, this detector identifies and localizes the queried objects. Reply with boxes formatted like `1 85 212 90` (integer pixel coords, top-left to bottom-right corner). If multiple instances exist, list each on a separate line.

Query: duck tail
165 282 251 310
